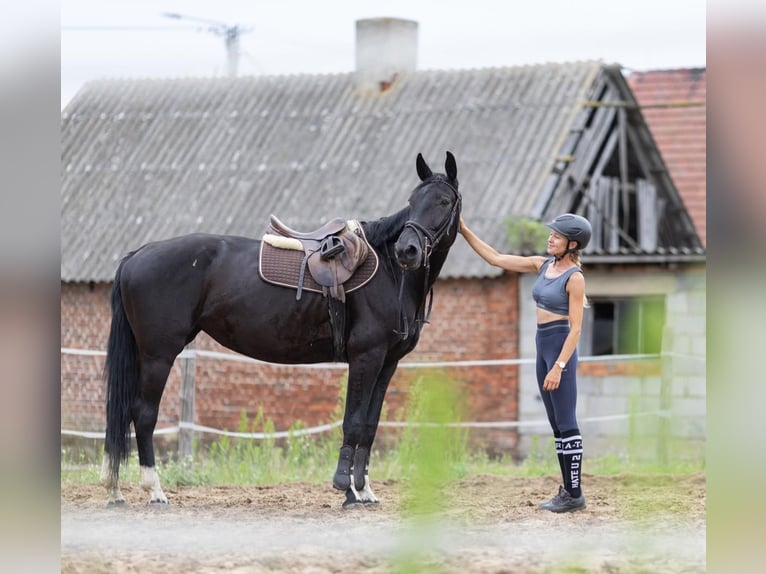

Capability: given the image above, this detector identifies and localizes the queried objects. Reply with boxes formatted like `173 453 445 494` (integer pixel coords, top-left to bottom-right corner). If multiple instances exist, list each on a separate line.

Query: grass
62 435 705 489
61 426 705 491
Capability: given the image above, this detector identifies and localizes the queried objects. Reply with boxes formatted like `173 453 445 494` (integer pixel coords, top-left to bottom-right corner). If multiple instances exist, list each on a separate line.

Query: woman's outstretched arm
459 217 545 274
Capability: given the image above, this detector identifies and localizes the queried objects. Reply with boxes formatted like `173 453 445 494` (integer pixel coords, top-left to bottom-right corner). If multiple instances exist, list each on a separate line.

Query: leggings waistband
536 319 570 333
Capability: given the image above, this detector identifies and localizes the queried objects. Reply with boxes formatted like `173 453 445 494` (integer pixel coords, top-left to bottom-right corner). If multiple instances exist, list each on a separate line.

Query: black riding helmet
546 213 592 256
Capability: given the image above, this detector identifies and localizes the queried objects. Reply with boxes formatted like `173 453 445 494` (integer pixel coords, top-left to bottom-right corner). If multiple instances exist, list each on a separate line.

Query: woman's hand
543 367 562 391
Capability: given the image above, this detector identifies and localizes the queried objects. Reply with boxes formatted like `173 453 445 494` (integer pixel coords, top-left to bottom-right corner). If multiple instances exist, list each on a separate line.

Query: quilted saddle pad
259 240 379 296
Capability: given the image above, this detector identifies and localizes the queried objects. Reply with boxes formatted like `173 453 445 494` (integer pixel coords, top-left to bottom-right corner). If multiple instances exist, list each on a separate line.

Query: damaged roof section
537 66 703 263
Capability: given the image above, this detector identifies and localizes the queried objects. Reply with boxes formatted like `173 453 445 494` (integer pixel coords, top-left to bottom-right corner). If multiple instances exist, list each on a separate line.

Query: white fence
61 347 704 460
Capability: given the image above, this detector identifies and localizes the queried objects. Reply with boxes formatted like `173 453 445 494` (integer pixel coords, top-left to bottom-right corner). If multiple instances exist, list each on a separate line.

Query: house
61 19 705 457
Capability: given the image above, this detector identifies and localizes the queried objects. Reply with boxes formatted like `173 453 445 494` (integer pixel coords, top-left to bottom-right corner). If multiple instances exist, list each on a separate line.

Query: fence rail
61 347 704 452
61 410 676 440
62 346 673 366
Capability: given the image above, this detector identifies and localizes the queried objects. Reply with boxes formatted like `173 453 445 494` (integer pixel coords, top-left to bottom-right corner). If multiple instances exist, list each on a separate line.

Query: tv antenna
162 12 253 77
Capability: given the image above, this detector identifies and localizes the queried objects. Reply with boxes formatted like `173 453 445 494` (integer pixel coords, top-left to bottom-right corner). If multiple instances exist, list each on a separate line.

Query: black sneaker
547 488 586 513
538 485 567 510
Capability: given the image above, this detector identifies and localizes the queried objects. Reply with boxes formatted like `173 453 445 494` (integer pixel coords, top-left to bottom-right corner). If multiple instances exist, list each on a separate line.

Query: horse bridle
395 179 462 340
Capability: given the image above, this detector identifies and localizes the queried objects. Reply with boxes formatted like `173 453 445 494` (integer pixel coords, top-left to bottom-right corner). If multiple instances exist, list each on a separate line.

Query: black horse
101 152 461 507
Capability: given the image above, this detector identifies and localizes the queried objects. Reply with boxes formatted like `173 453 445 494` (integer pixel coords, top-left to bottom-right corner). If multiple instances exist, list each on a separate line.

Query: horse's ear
445 151 457 181
416 153 432 181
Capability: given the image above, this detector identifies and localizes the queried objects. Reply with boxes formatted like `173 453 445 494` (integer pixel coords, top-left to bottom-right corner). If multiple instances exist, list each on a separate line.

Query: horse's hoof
363 500 380 508
148 499 169 506
341 488 363 509
105 499 126 507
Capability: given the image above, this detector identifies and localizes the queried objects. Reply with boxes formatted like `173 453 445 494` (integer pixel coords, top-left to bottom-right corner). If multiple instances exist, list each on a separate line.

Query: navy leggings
535 319 579 434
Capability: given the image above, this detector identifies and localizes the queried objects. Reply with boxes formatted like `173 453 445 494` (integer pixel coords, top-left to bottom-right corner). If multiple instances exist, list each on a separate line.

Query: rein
394 180 461 340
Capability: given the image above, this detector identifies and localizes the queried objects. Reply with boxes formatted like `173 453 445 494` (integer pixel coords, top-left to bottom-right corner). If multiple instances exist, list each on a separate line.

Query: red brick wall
61 276 521 453
61 282 182 431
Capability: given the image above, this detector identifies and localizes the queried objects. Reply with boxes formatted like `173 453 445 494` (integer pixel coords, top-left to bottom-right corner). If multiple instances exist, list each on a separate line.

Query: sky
61 0 707 109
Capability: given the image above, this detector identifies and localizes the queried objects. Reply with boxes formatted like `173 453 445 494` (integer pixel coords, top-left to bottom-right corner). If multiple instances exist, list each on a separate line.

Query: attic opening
565 113 664 254
543 69 700 257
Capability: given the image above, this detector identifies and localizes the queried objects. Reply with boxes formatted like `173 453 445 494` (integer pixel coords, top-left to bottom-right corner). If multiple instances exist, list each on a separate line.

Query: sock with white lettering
554 433 566 486
561 429 583 498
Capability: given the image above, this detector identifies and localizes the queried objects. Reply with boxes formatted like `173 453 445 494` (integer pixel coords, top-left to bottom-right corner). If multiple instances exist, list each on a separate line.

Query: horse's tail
104 257 140 481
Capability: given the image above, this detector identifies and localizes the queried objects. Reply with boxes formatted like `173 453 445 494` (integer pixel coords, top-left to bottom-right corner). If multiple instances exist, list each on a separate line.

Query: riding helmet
546 213 592 250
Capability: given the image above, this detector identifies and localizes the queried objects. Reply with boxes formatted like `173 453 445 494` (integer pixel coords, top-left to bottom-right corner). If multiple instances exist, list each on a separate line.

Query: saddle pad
259 240 379 296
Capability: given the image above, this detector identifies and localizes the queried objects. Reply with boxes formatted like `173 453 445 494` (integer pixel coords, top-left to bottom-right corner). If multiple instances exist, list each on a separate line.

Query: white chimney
355 18 418 93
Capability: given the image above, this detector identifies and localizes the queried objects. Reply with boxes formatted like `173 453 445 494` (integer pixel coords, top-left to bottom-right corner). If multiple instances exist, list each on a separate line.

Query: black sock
561 430 583 498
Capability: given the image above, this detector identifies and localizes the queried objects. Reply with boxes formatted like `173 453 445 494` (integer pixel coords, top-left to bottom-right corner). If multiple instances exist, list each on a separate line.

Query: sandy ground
62 473 706 573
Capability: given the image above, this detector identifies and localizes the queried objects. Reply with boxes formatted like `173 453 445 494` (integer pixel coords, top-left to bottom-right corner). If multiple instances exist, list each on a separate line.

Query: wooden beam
579 175 641 251
637 179 658 252
618 107 630 230
537 71 609 218
567 95 618 194
609 178 620 251
590 128 618 184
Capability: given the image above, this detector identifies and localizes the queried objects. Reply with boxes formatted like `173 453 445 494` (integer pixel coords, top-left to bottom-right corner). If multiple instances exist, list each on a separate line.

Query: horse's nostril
405 245 418 258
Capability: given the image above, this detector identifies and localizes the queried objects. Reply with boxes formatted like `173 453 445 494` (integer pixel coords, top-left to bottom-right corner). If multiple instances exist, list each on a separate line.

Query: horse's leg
132 355 174 505
353 360 399 505
100 453 125 505
333 351 385 507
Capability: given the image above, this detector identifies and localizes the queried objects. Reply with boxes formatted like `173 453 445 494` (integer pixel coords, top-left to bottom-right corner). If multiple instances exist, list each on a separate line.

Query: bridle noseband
395 179 461 340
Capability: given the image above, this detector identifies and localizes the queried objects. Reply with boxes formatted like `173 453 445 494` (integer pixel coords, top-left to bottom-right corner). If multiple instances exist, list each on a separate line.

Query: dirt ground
61 473 706 573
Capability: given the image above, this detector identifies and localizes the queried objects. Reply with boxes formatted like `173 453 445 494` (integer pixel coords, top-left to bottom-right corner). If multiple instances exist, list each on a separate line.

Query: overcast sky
61 0 706 109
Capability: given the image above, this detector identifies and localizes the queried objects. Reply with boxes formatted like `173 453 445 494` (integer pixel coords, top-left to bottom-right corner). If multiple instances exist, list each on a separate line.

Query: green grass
61 429 705 489
61 431 705 488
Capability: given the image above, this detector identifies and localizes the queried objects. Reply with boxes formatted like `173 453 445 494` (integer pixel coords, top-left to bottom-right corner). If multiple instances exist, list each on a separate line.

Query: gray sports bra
531 259 582 315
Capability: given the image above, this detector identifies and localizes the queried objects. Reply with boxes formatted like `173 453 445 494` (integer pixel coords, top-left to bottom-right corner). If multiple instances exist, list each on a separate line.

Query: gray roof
61 61 703 282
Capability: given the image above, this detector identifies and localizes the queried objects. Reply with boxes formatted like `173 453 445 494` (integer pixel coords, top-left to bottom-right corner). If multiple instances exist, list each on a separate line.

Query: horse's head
395 151 462 270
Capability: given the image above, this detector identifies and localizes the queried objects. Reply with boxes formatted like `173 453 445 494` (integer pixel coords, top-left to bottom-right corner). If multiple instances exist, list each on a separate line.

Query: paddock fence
61 347 705 461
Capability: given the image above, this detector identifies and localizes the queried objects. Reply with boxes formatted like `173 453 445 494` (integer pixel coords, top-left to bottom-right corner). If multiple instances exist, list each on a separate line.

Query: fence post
658 351 672 467
179 344 196 463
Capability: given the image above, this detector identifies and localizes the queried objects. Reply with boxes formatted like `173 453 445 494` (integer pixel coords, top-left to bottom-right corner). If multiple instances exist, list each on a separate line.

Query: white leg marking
100 454 125 505
357 475 379 504
140 465 168 504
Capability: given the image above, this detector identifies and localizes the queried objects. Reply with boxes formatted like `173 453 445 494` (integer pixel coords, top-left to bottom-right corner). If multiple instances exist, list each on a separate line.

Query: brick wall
61 275 522 454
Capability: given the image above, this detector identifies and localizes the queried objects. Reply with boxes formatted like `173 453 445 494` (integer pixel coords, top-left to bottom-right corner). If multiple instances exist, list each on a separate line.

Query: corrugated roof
627 68 706 246
61 61 702 282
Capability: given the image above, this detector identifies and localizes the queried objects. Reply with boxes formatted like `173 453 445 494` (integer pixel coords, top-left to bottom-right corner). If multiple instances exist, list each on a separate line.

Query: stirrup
320 236 346 260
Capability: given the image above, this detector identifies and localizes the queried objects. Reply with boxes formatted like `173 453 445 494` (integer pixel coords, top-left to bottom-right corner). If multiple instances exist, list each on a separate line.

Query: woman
459 213 592 513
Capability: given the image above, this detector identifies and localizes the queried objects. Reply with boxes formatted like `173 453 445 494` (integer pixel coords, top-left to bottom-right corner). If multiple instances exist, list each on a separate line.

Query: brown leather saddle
259 215 378 302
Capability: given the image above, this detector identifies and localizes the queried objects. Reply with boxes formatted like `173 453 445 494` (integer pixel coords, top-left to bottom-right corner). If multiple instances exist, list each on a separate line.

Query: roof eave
582 253 706 264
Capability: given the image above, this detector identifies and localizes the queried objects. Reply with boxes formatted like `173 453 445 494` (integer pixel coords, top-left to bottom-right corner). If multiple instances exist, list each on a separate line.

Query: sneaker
538 485 567 510
547 488 586 513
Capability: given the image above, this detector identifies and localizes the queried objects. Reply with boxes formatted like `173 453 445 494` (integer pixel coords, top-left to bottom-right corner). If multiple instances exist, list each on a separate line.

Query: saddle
261 215 374 302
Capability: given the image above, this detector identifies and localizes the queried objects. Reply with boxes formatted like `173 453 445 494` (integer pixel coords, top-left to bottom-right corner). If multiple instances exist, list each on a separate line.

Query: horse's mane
360 206 410 250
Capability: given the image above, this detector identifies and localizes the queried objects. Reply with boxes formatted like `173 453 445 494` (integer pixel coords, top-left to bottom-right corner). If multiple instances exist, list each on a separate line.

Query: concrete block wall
517 266 706 457
662 272 706 439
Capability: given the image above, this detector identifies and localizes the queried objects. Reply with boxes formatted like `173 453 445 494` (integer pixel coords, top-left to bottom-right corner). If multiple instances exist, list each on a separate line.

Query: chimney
355 18 418 93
